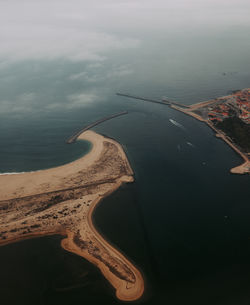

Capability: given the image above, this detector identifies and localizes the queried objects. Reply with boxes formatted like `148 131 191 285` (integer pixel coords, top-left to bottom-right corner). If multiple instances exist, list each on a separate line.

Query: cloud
0 92 37 114
0 26 139 62
68 71 100 83
107 65 133 78
0 89 100 114
87 63 103 69
69 72 88 81
1 0 249 64
0 0 249 66
66 92 100 109
69 64 133 83
0 0 140 63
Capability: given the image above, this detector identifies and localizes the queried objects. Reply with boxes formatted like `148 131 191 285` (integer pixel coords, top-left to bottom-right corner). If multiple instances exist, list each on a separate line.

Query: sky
0 0 250 63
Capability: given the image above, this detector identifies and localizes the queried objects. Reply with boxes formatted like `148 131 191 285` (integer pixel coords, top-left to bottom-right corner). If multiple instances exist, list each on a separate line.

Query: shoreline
170 103 250 174
61 177 144 301
87 181 144 301
0 140 93 176
0 130 144 301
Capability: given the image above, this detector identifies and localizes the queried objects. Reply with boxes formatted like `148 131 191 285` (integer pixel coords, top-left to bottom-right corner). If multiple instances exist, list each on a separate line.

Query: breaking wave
0 170 39 175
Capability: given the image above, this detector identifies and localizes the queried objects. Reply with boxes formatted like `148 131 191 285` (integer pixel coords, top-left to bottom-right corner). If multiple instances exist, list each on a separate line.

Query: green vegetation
216 117 250 152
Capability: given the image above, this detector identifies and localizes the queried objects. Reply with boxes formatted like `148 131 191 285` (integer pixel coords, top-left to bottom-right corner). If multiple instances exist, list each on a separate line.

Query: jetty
66 111 128 144
116 93 170 106
162 98 190 109
117 93 189 108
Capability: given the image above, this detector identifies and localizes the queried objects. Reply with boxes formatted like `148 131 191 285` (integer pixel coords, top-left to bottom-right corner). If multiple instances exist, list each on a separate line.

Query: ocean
1 4 250 304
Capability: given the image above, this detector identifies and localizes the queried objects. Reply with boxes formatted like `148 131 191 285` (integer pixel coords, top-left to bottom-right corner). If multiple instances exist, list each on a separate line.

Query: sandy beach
0 130 144 301
0 131 107 201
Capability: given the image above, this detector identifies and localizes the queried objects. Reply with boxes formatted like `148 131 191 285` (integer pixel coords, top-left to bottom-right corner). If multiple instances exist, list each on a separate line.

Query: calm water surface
1 2 250 304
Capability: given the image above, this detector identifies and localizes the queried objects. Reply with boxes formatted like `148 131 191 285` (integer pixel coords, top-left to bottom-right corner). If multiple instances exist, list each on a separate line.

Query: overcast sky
0 0 250 63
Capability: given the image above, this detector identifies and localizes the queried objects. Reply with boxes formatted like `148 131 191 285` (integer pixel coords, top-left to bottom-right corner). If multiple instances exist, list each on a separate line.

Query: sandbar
0 130 144 301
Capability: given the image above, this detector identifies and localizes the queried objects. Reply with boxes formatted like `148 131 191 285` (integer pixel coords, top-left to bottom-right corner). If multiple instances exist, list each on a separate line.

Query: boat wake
186 141 195 148
169 119 185 130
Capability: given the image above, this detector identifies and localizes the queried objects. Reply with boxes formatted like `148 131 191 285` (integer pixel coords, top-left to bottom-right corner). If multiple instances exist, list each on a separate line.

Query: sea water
1 6 250 305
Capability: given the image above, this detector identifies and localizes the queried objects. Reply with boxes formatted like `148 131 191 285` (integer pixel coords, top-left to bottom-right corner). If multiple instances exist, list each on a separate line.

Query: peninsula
169 88 250 174
0 130 144 301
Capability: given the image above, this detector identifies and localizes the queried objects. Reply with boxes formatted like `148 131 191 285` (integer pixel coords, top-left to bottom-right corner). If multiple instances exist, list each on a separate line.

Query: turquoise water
1 2 250 304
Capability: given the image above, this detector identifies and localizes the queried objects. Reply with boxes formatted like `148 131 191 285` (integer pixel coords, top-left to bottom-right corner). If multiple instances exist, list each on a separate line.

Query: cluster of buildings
207 89 250 124
234 89 250 124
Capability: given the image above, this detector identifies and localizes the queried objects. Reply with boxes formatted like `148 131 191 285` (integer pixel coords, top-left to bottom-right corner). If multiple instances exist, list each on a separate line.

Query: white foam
169 119 185 130
186 141 195 147
0 170 39 176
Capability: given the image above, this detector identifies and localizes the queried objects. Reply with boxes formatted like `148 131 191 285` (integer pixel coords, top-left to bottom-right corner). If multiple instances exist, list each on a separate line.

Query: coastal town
168 88 250 174
193 89 250 125
117 88 250 174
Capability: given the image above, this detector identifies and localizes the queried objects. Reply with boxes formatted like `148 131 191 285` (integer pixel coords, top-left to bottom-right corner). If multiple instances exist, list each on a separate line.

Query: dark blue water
93 107 250 305
1 5 250 303
1 104 250 304
0 117 92 173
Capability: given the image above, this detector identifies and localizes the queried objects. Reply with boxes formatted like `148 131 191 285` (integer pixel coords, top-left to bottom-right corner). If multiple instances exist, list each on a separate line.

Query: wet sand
0 130 144 301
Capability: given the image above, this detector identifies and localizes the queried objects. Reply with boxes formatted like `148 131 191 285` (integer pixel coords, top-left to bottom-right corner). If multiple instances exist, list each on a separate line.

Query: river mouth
1 107 250 305
1 3 250 302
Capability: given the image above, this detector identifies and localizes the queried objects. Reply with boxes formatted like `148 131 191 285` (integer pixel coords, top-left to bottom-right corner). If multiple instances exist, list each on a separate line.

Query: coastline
61 178 144 301
170 103 250 174
86 183 144 301
0 130 144 301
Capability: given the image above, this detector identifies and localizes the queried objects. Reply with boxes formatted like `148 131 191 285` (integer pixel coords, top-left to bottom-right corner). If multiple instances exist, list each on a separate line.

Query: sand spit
0 130 144 301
